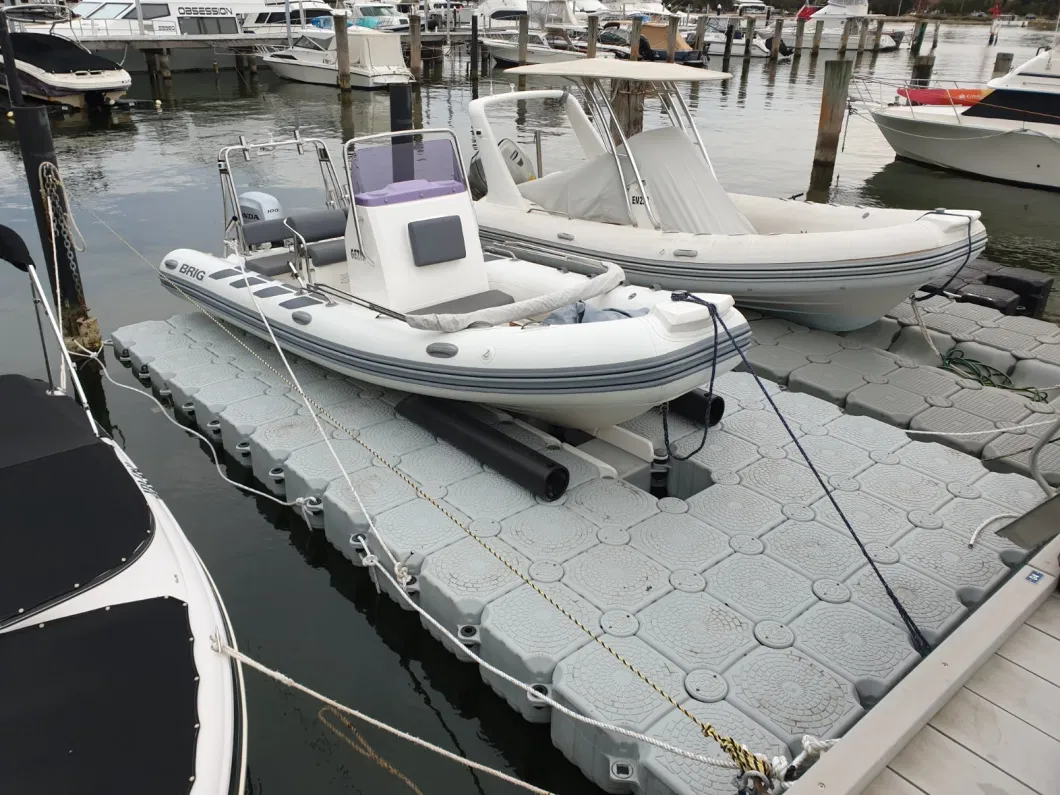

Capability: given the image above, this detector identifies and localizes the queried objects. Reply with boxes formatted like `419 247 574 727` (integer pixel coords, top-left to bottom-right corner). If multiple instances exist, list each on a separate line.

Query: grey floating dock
110 300 1053 795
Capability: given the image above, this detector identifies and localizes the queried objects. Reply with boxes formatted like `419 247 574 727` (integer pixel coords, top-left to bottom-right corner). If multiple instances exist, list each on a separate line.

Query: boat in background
469 60 987 332
0 31 130 110
264 26 412 88
792 0 898 51
861 43 1060 189
0 225 246 795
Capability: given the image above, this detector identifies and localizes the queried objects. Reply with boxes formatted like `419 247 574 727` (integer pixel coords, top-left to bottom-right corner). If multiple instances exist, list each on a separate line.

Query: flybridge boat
860 44 1060 190
0 31 131 109
0 226 246 795
467 60 987 332
263 27 412 88
159 132 749 430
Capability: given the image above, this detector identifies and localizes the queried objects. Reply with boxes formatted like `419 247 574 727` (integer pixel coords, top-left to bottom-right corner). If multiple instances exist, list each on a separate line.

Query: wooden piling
409 15 421 73
247 53 257 75
872 18 884 52
743 17 755 58
666 16 679 63
813 57 853 169
587 14 598 58
611 80 645 140
695 15 707 53
811 19 824 55
992 51 1013 77
911 53 935 87
629 17 642 61
931 20 940 49
856 18 868 53
159 48 172 81
837 18 853 57
723 23 734 59
518 14 529 65
770 17 783 60
470 14 479 76
333 9 351 91
911 20 927 55
794 17 805 56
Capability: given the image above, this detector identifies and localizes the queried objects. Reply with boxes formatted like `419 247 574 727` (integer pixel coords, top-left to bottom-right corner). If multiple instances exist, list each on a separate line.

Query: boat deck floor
0 375 152 626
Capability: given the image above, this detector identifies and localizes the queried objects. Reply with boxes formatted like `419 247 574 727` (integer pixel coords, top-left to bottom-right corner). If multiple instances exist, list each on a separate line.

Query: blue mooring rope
671 292 933 658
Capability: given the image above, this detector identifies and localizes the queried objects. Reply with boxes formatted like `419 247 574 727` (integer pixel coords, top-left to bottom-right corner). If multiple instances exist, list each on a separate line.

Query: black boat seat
409 290 515 315
306 238 347 267
244 251 295 277
241 218 291 249
241 208 348 250
286 208 348 244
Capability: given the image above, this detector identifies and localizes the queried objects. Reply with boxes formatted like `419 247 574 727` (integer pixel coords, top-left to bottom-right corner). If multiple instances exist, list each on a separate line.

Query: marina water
0 20 1057 794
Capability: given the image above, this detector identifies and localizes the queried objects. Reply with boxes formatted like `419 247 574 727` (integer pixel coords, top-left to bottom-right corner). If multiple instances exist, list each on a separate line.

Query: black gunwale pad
0 598 200 795
0 376 152 624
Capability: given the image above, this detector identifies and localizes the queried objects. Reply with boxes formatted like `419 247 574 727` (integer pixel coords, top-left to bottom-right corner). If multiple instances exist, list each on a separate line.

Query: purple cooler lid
354 179 465 207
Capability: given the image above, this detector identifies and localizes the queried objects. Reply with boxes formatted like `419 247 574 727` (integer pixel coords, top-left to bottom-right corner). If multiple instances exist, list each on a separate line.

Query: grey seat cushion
306 238 347 267
242 218 291 248
409 290 514 315
245 251 295 277
286 209 348 244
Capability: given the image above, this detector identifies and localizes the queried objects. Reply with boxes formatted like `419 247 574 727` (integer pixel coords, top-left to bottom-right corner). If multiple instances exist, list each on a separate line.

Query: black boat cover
9 32 122 74
0 375 152 624
0 597 199 795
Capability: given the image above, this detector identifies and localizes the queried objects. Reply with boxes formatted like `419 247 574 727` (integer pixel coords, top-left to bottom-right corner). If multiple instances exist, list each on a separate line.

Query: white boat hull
264 56 410 88
476 194 986 331
869 107 1060 190
485 41 590 66
159 250 750 429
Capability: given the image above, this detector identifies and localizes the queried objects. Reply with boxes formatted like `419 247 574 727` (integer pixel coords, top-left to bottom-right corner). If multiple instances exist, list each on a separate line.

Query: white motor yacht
264 26 412 88
862 44 1060 190
0 31 130 110
481 27 612 65
791 0 898 51
347 1 411 31
468 60 987 332
18 0 332 73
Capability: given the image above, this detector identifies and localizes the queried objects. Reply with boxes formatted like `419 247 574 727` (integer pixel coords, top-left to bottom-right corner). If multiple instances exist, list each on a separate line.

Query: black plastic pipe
397 396 570 502
669 390 726 428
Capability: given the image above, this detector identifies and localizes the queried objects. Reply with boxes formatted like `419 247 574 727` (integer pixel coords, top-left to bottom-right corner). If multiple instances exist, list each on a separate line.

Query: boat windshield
349 136 465 204
358 5 399 15
294 34 332 50
86 2 133 18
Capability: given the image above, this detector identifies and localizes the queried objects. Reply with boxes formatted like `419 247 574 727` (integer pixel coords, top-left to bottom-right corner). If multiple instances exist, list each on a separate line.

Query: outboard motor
239 191 283 224
467 138 537 200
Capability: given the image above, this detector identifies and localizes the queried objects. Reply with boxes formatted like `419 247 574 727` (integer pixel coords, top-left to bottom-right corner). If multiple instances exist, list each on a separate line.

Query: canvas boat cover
518 125 756 235
0 375 152 625
8 33 121 73
0 598 200 795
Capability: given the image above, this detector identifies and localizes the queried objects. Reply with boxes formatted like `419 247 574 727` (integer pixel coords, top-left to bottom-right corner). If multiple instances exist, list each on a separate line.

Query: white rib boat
159 132 748 430
468 59 987 332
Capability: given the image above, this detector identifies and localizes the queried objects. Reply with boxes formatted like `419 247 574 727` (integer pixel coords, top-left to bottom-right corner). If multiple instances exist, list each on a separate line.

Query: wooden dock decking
791 532 1060 795
866 591 1060 795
